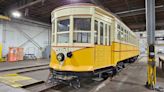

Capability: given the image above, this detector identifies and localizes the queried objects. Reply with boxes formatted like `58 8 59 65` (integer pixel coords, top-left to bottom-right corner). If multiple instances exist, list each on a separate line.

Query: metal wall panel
2 20 50 58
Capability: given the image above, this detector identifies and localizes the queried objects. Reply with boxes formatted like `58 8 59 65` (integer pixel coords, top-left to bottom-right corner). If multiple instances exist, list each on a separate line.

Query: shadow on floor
157 67 164 79
111 79 143 87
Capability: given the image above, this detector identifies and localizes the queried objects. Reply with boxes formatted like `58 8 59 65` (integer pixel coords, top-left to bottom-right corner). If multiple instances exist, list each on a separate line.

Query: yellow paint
0 43 2 62
49 4 140 73
50 48 94 72
0 74 32 87
0 15 10 21
147 57 156 87
94 45 113 69
112 42 140 64
50 41 140 72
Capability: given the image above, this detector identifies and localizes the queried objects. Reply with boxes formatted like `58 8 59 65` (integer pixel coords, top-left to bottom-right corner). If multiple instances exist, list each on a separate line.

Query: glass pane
121 27 123 31
94 20 98 44
100 22 103 45
57 33 69 43
57 19 70 32
117 31 120 40
105 24 107 45
117 24 120 29
121 32 124 41
74 18 91 30
52 22 55 33
73 33 91 43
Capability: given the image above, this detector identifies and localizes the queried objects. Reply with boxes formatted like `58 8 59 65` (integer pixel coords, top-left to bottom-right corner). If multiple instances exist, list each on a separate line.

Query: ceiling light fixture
11 11 22 18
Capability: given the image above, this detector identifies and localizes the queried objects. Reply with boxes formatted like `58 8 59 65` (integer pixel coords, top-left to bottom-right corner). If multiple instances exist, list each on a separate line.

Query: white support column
145 0 156 89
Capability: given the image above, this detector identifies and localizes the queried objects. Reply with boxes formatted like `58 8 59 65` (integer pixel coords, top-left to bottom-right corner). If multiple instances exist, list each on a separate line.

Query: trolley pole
145 0 156 89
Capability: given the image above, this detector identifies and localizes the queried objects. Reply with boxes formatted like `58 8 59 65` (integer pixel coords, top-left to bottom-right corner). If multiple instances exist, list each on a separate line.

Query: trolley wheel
122 63 125 68
101 73 109 80
112 68 117 76
69 78 81 89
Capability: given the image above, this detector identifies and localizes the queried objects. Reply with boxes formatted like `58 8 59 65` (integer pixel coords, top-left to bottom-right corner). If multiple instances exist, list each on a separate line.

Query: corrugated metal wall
135 31 164 54
0 19 51 58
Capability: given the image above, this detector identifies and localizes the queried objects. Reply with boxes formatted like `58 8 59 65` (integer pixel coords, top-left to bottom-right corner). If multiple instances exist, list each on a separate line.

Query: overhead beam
12 17 50 28
128 20 164 29
115 5 163 17
15 0 46 10
91 0 121 19
91 0 111 12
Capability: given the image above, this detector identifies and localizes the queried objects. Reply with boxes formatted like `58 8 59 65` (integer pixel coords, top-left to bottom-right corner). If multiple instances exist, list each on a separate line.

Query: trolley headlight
57 53 65 62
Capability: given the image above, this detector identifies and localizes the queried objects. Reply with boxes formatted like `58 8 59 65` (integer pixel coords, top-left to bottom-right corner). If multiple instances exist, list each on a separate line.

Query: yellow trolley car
49 3 140 87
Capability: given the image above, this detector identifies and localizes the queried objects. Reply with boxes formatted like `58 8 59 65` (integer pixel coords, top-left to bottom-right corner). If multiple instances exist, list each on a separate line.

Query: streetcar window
117 24 120 29
74 18 91 31
73 18 91 43
125 29 127 42
52 21 55 33
121 32 124 41
121 27 123 31
127 31 129 42
108 25 111 45
73 33 91 43
100 22 104 45
52 21 55 43
57 19 70 32
57 19 70 43
57 33 69 43
117 31 121 40
105 24 108 45
94 20 98 44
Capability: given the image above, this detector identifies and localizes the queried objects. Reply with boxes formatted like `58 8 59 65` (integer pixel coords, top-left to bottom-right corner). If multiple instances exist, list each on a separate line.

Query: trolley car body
50 3 140 77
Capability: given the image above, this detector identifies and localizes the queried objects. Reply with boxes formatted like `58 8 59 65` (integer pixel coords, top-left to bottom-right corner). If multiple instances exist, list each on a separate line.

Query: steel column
145 0 156 89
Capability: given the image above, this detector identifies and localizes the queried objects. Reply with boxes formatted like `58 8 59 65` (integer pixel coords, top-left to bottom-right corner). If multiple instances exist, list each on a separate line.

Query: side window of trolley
117 24 121 41
57 18 70 43
105 24 108 45
120 27 124 41
125 30 127 42
108 25 111 45
94 20 98 44
100 22 104 45
105 24 111 45
73 17 91 43
52 21 55 43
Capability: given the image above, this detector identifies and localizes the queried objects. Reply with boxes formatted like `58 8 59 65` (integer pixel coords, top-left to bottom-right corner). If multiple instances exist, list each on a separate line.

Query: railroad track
0 64 49 75
20 58 141 92
24 78 103 92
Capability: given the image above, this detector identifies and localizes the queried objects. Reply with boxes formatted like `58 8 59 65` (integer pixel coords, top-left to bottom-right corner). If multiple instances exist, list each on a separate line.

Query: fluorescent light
12 11 21 18
70 0 80 3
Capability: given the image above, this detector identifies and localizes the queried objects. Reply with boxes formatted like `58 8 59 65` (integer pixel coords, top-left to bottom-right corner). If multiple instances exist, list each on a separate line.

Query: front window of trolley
55 16 92 46
57 18 70 44
73 17 91 45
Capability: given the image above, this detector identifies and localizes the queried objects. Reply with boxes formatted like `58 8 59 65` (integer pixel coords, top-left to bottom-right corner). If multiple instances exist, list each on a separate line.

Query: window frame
73 16 92 44
51 21 55 43
100 22 104 45
108 25 111 45
94 20 98 44
56 17 70 44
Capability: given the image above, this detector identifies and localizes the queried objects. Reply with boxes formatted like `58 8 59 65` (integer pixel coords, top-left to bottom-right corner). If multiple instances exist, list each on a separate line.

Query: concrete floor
0 56 164 92
0 59 50 92
91 56 164 92
0 59 49 72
